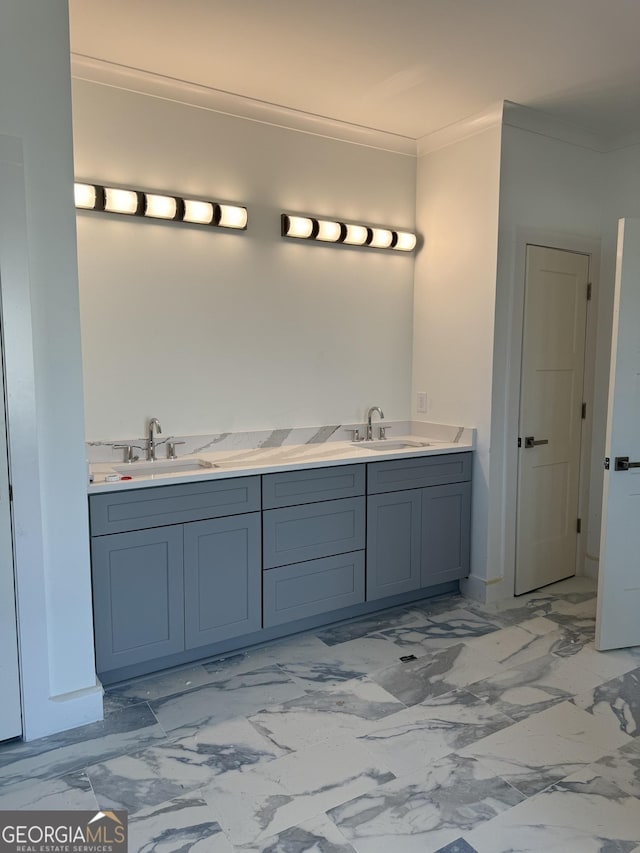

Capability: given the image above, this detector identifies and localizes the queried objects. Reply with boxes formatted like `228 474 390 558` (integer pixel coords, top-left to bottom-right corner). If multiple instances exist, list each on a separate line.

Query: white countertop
89 434 474 493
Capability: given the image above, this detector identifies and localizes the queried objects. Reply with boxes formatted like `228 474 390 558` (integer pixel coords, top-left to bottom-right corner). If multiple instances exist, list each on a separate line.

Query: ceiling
68 0 640 144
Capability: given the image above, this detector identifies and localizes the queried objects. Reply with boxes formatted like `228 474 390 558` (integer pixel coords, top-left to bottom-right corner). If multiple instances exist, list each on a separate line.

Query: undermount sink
113 458 216 476
352 439 430 451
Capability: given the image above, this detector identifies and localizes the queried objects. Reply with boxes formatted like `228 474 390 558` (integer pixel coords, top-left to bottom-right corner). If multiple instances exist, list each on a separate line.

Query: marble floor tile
544 610 597 639
203 738 395 846
88 715 288 814
407 593 466 618
0 703 166 786
419 608 503 640
368 624 462 653
309 634 415 675
237 813 357 852
358 689 515 776
463 623 585 668
482 579 597 628
0 769 98 810
459 700 633 797
247 678 404 752
464 764 640 852
149 664 307 735
127 794 234 853
572 666 640 737
314 606 423 647
583 738 640 798
372 643 504 706
277 641 405 689
434 841 479 853
467 650 606 721
327 752 525 853
105 663 217 706
203 634 330 677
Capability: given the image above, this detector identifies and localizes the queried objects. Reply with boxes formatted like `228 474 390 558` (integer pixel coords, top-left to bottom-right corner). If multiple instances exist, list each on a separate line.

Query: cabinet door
91 526 184 673
421 481 471 587
366 489 422 600
184 513 261 649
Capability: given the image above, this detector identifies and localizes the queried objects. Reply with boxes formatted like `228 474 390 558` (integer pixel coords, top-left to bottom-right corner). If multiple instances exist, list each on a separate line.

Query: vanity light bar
281 214 417 252
74 183 248 230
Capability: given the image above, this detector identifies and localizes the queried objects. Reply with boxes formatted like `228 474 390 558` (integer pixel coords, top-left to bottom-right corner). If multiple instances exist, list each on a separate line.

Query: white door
0 300 21 740
516 245 590 595
596 218 640 651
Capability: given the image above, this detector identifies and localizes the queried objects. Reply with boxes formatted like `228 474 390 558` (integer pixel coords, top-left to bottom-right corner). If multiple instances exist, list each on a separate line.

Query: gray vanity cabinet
261 466 366 627
421 481 471 586
184 513 261 649
89 477 261 677
366 453 472 599
91 526 185 672
366 489 422 600
89 454 472 682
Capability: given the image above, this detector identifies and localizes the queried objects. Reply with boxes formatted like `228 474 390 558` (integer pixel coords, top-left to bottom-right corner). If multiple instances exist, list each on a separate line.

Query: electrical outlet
417 391 427 413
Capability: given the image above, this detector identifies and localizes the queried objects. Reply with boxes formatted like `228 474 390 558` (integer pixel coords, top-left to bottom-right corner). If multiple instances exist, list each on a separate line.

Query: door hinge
577 518 582 534
587 282 592 301
581 402 587 420
604 457 610 470
517 437 522 448
8 484 12 502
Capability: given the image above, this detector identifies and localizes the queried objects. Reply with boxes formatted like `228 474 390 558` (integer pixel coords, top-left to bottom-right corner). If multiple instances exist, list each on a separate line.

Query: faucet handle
344 428 363 442
378 425 392 440
167 441 185 460
113 444 139 463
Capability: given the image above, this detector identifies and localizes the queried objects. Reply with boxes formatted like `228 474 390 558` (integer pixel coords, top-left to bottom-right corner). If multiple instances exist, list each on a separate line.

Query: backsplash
86 420 473 464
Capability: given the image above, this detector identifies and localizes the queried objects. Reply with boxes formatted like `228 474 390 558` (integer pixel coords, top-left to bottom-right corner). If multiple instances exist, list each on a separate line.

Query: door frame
0 277 21 740
493 227 600 601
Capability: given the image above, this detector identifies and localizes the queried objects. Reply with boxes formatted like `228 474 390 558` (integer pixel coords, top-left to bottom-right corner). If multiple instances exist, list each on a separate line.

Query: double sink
113 439 431 478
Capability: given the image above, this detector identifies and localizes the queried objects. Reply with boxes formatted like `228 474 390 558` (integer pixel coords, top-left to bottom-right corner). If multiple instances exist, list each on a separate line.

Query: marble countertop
89 434 474 493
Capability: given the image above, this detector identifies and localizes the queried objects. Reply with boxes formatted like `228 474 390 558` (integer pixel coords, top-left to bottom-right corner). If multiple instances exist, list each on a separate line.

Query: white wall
0 1 101 738
491 122 604 600
412 126 502 592
72 80 416 441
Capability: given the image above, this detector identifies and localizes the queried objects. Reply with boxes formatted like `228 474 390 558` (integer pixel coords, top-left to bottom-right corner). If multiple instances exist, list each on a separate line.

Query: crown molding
416 103 504 156
70 54 417 157
501 100 607 152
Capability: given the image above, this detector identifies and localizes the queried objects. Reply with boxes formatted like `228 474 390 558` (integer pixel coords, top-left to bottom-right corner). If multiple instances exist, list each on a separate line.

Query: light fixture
74 182 247 230
74 183 98 210
316 219 343 242
284 215 315 239
144 193 179 220
218 204 248 229
104 187 143 216
368 228 393 249
343 224 369 246
394 231 417 252
183 199 214 225
281 213 416 252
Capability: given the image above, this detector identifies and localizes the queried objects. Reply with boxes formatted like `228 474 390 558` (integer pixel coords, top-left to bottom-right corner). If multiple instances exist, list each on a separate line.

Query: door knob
614 456 640 471
524 436 549 449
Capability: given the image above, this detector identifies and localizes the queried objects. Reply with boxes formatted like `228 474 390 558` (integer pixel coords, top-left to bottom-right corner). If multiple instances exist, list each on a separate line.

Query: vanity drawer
263 551 365 627
90 476 261 535
367 452 472 494
262 464 365 509
263 497 366 568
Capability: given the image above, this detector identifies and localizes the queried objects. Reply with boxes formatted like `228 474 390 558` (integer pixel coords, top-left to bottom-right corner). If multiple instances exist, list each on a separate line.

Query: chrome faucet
366 406 384 441
147 417 162 461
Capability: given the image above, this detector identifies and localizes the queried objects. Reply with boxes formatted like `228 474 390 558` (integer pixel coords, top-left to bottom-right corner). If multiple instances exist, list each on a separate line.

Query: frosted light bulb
104 187 139 215
145 194 177 219
183 200 214 224
74 183 97 210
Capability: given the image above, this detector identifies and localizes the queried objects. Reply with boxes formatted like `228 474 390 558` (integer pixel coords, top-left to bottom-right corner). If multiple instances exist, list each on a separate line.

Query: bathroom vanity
88 441 472 684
